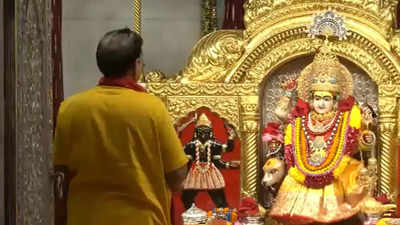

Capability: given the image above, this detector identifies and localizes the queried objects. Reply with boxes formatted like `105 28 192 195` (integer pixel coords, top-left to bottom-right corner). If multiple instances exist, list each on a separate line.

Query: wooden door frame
4 0 16 224
0 0 6 224
3 0 62 224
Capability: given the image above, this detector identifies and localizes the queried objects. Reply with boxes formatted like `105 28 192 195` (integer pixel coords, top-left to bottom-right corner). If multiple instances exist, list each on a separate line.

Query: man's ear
134 58 143 81
135 58 142 68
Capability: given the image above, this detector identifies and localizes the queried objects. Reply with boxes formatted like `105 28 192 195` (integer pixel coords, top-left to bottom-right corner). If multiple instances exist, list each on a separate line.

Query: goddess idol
268 42 372 225
181 113 240 210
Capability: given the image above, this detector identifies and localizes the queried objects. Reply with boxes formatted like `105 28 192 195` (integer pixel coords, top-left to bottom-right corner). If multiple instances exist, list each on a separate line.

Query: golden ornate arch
225 30 399 85
145 0 400 202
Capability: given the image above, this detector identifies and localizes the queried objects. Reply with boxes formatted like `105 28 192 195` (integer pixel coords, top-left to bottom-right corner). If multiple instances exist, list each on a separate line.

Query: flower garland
194 140 212 173
284 145 294 167
294 112 348 173
303 112 342 167
305 111 340 135
287 104 360 188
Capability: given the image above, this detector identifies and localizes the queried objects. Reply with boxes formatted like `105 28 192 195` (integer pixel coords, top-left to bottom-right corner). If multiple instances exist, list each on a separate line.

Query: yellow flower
288 167 306 183
349 105 361 129
333 155 351 177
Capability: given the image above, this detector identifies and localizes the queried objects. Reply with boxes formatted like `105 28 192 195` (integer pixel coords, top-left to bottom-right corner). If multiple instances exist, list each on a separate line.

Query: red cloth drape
172 107 241 225
222 0 246 29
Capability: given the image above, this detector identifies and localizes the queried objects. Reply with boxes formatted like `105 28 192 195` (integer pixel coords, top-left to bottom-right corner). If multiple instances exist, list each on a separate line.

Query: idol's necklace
302 112 342 166
194 140 212 173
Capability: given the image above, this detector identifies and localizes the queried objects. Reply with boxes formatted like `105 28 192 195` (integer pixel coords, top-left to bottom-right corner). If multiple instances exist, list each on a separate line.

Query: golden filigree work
180 30 244 83
226 31 397 85
379 84 400 97
243 0 397 38
146 83 258 97
144 71 183 83
390 32 400 57
242 121 258 133
167 96 240 130
240 97 259 114
380 97 397 115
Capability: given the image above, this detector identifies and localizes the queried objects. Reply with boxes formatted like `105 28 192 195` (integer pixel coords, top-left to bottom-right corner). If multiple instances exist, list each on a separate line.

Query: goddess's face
312 91 335 114
195 126 213 143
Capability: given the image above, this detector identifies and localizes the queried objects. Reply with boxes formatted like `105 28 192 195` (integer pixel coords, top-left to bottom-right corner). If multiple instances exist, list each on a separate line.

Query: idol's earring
333 100 338 111
209 132 213 138
194 132 197 138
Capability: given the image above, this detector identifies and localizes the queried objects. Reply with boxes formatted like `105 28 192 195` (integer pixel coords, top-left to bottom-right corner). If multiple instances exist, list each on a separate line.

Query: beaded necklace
289 110 350 188
194 140 212 173
303 112 343 166
306 111 340 135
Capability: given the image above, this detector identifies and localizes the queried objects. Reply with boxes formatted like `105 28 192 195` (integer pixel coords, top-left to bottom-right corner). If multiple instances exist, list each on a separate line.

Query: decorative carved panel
167 96 240 130
5 1 55 225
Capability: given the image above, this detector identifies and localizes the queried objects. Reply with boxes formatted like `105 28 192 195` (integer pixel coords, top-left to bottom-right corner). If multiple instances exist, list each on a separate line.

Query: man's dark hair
96 28 143 77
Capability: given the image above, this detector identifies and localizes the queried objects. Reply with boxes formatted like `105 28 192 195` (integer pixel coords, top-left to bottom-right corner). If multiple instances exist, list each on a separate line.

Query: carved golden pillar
378 96 397 198
240 96 259 198
133 0 142 34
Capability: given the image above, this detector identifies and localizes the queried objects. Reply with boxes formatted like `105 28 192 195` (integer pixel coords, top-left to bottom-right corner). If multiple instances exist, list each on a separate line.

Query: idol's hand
226 124 236 139
230 160 240 168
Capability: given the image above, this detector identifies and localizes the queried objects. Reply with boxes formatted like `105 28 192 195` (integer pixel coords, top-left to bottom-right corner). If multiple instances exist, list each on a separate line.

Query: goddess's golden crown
296 41 353 100
295 11 353 100
196 113 212 127
310 44 343 93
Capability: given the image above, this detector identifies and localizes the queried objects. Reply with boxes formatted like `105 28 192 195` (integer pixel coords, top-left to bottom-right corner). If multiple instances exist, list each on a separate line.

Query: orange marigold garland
287 105 360 188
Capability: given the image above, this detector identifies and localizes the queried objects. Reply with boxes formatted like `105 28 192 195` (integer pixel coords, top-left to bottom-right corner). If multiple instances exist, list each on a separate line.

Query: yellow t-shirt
54 86 188 225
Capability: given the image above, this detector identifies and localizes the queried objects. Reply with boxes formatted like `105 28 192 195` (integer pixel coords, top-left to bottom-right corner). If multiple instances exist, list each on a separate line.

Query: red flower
376 193 391 204
237 197 259 218
284 145 294 167
263 122 283 143
281 77 297 91
291 99 310 117
344 127 360 155
338 96 355 112
263 122 281 136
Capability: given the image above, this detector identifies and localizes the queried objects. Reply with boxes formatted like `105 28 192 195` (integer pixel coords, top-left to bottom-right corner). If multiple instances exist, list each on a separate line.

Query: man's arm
165 164 188 192
53 165 68 225
53 102 73 225
156 99 189 192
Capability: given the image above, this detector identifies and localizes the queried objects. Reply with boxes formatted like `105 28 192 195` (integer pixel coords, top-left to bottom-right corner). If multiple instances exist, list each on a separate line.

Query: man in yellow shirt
54 28 188 225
